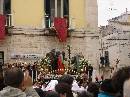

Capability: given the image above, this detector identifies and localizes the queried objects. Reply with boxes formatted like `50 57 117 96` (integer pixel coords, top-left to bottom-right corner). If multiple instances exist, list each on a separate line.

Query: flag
54 17 67 42
0 15 6 40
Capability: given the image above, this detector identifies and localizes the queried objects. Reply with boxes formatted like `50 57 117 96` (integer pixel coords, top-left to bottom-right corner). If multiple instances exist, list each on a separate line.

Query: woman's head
55 83 74 97
112 66 130 94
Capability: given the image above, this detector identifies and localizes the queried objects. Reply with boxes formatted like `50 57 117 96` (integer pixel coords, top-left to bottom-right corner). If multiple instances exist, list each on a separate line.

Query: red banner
54 18 67 42
0 15 6 40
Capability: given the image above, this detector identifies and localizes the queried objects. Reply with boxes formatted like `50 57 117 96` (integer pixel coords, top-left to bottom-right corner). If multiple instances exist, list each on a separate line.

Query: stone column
55 0 57 17
85 0 98 31
0 0 4 14
61 0 63 18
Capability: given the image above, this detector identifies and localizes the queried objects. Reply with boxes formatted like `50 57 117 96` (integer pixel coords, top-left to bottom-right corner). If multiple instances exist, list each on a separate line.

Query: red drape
54 17 67 42
0 15 6 40
57 55 65 74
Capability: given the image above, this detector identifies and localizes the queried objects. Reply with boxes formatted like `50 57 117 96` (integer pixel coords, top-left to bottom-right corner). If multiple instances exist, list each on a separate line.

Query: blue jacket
98 92 114 97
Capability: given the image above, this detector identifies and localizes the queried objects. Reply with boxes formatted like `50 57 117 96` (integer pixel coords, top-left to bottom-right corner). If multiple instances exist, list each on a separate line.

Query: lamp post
67 45 71 65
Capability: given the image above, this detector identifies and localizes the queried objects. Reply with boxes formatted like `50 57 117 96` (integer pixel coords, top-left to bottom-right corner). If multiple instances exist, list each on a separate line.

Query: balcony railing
5 14 13 27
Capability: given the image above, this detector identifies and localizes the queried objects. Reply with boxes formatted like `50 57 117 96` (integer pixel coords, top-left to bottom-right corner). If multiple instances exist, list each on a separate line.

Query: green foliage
40 56 51 69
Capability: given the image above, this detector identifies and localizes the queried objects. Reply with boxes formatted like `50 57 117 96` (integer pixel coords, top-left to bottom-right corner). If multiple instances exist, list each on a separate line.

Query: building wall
69 0 86 29
101 22 130 68
11 0 44 28
69 0 98 30
128 15 130 22
108 34 130 68
0 0 100 79
99 13 130 78
0 29 100 68
0 0 99 69
11 0 98 30
85 0 98 31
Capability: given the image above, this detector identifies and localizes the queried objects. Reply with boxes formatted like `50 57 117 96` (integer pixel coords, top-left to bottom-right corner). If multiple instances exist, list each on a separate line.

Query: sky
98 0 130 26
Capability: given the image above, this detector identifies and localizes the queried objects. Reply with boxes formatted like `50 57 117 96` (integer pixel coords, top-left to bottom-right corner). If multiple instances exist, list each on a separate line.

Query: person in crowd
45 91 60 97
101 75 104 83
35 88 47 97
123 78 130 97
88 64 93 79
55 83 74 97
111 66 130 97
82 72 88 88
87 82 99 97
58 74 74 88
95 77 100 85
98 79 115 97
0 68 6 91
33 81 42 89
77 91 93 97
0 67 39 97
58 74 76 97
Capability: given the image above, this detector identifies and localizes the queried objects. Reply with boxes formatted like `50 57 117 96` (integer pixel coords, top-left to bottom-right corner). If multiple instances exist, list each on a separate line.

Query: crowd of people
0 62 130 97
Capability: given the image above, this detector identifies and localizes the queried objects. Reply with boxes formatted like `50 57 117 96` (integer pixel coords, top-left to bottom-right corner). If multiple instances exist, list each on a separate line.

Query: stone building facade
99 12 130 78
0 0 100 69
1 29 99 67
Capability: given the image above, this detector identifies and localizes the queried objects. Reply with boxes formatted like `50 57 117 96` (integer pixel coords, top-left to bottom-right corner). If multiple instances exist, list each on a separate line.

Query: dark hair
100 79 116 94
35 88 47 97
112 66 130 96
55 83 74 97
45 91 60 97
0 71 6 90
4 67 24 88
87 82 99 97
58 74 74 86
78 91 93 97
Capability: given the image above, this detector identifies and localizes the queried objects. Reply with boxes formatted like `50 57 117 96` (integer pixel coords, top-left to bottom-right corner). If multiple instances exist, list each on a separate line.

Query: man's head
87 82 99 97
58 74 74 87
55 83 73 97
100 79 116 94
3 67 24 88
78 91 93 97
